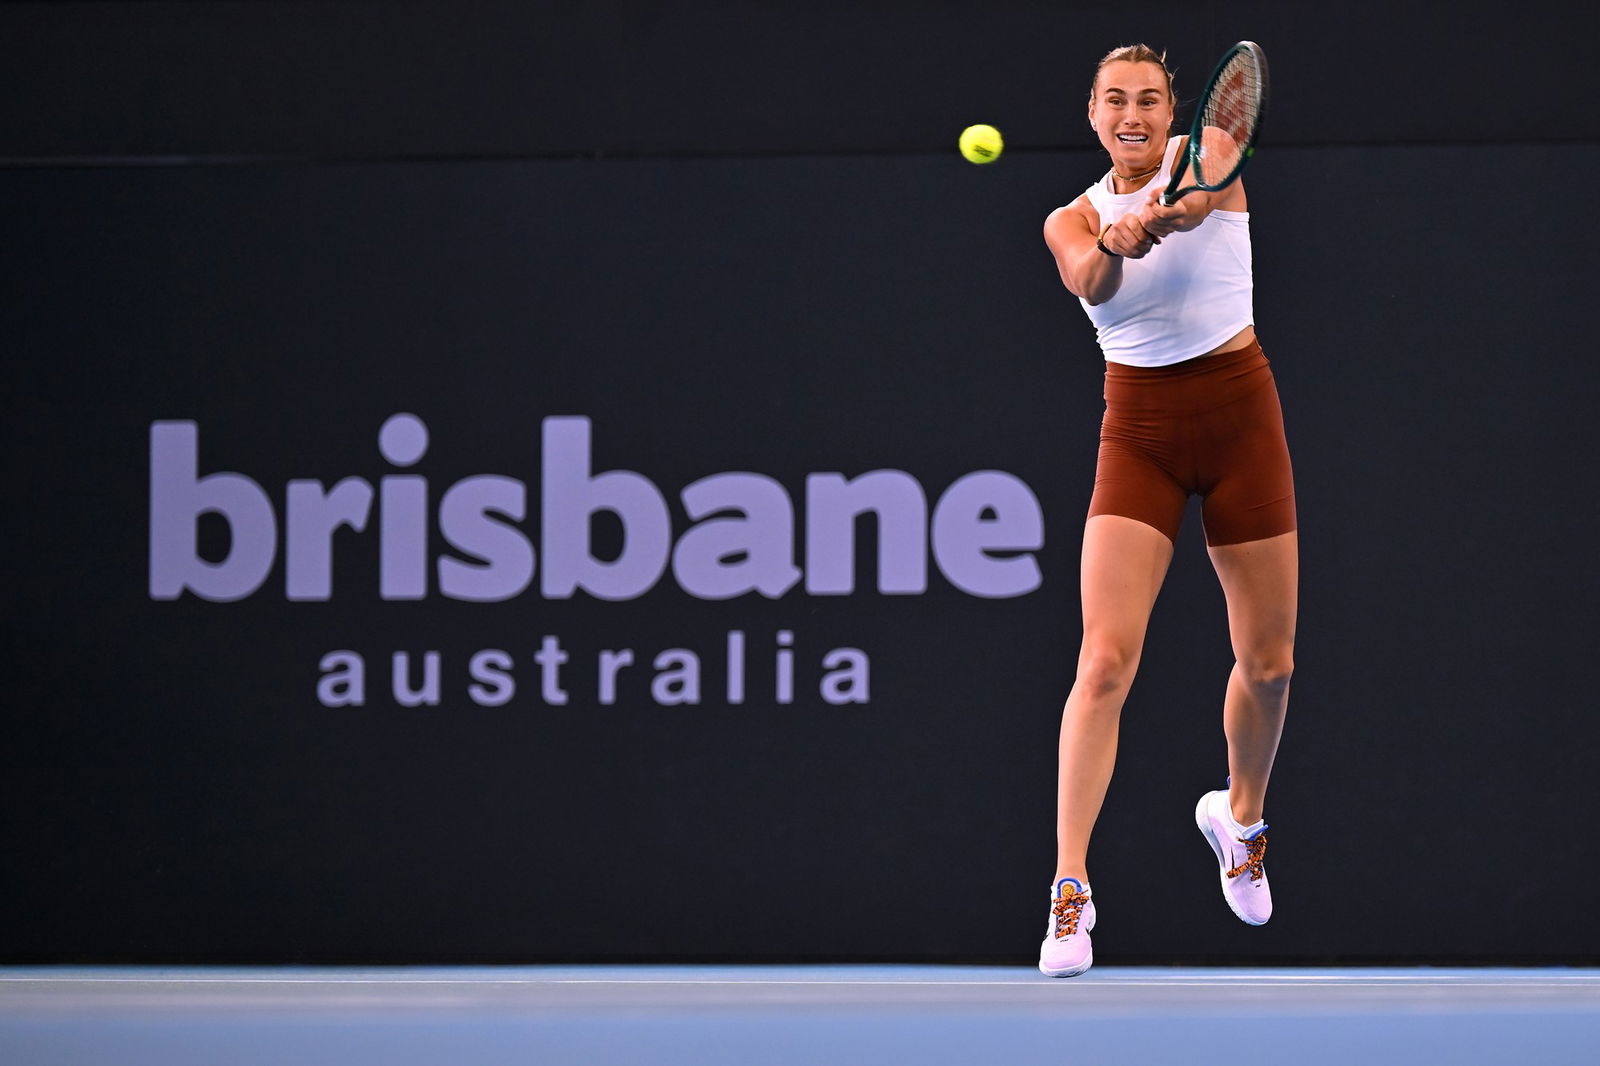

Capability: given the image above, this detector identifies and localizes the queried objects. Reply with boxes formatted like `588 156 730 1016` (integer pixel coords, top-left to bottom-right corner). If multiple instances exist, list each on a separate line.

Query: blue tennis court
4 965 1597 1065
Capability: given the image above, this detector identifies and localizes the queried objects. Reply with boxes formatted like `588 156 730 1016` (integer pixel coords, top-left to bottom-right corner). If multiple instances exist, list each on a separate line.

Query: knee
1076 643 1140 699
1237 650 1294 695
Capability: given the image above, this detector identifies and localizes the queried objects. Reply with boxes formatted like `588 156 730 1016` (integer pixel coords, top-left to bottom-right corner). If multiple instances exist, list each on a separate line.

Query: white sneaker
1038 876 1096 978
1195 784 1272 926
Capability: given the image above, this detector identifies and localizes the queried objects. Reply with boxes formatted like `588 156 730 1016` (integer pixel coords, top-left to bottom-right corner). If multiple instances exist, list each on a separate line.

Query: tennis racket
1160 41 1269 206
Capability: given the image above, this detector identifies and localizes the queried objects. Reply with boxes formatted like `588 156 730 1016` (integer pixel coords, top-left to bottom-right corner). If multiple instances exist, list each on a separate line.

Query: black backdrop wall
3 1 1598 964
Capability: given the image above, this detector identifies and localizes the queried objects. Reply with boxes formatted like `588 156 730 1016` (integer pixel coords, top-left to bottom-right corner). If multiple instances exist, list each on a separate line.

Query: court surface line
5 976 1597 987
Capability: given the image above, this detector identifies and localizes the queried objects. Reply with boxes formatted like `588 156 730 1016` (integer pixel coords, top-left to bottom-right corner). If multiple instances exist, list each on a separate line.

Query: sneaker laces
1052 887 1091 938
1226 832 1268 882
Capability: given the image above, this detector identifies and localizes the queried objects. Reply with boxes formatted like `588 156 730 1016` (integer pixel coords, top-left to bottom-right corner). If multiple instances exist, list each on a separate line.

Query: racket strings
1195 56 1261 183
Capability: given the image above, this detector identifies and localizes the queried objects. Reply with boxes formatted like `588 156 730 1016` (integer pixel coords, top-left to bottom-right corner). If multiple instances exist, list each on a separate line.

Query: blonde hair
1089 43 1176 111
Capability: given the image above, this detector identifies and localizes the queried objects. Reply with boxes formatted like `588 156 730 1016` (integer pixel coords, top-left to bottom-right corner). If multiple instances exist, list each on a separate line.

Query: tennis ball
959 124 1004 164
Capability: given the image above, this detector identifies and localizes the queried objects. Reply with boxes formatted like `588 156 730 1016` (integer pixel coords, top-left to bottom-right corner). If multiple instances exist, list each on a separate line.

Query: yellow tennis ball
959 124 1004 164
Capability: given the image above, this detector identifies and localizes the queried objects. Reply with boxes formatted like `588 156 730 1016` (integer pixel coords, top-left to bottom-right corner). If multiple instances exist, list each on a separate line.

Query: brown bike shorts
1087 338 1296 546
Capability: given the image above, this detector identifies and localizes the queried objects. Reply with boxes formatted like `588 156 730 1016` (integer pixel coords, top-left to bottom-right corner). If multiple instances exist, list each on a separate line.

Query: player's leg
1194 347 1298 826
1190 347 1296 926
1192 528 1295 926
1208 529 1297 824
1054 513 1175 885
1043 512 1173 976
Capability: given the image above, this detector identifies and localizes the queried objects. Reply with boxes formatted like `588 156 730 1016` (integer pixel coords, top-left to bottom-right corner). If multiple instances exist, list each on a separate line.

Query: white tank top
1079 136 1253 367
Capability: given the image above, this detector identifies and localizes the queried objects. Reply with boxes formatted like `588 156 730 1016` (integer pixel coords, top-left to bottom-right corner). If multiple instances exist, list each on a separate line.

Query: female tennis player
1037 44 1295 978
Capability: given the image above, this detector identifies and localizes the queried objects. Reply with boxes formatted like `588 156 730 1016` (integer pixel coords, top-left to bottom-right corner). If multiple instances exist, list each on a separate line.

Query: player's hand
1102 214 1159 259
1139 190 1205 236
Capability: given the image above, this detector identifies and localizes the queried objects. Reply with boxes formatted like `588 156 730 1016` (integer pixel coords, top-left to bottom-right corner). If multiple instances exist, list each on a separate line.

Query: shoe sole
1039 953 1092 978
1194 791 1268 927
1038 905 1096 978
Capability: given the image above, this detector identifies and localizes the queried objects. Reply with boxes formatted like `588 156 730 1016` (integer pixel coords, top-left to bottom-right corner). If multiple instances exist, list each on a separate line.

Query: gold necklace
1111 161 1160 184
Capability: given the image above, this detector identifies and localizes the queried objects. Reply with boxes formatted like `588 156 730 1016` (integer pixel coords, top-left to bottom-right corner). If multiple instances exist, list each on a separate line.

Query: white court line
3 977 1598 987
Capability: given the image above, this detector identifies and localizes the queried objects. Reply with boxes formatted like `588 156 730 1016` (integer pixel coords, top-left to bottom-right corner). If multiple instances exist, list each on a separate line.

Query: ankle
1228 799 1263 828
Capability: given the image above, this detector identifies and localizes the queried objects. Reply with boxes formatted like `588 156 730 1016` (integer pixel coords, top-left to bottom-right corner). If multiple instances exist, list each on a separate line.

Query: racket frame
1160 40 1269 207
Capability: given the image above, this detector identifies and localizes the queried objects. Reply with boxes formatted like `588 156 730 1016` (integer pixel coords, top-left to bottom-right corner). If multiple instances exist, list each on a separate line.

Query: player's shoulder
1045 195 1095 235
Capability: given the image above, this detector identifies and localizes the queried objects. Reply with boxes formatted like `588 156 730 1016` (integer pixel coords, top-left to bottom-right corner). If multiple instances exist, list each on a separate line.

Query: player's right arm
1043 196 1157 306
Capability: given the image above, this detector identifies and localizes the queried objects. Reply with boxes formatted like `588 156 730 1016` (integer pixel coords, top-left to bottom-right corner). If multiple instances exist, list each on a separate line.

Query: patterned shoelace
1052 888 1091 938
1226 832 1269 882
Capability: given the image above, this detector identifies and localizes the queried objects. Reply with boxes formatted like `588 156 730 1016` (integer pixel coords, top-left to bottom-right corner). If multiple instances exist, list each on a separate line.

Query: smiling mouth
1116 133 1149 144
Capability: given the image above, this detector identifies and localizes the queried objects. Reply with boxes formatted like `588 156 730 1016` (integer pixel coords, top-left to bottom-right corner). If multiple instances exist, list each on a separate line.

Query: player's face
1089 61 1173 172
